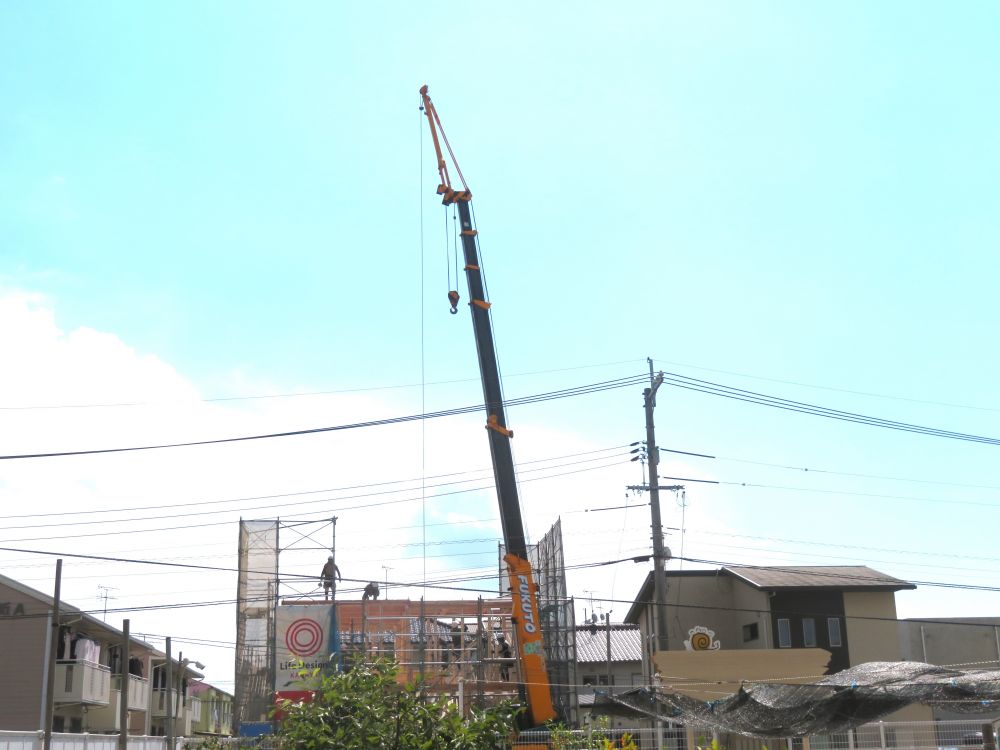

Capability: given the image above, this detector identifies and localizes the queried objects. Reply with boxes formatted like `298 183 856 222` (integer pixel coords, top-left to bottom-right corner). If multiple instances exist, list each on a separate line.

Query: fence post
982 723 995 750
878 721 887 750
847 727 855 750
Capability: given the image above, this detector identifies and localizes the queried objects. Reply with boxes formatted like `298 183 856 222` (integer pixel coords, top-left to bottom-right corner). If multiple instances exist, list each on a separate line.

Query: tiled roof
574 625 642 663
723 565 915 591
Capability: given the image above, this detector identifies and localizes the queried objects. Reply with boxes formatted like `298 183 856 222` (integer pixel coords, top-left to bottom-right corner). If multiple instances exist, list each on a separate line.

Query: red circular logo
285 618 324 657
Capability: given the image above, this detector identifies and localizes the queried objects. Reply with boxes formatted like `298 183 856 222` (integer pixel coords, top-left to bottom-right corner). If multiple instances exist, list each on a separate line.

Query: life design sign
275 605 336 688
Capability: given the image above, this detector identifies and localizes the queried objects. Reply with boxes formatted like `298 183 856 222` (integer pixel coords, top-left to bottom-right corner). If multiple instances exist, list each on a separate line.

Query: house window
828 617 842 647
742 623 759 642
777 618 791 648
803 618 817 647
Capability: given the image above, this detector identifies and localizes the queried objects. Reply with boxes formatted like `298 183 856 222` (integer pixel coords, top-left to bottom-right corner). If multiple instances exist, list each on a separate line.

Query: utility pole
43 559 62 750
625 359 674 653
604 612 613 693
165 637 173 750
119 620 130 750
645 359 670 653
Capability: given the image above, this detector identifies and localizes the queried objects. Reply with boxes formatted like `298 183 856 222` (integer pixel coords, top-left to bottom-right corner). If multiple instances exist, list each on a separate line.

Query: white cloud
0 290 767 689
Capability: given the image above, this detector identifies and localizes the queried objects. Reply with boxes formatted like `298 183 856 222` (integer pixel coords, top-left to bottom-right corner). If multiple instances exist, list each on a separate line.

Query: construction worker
320 556 341 600
496 633 513 681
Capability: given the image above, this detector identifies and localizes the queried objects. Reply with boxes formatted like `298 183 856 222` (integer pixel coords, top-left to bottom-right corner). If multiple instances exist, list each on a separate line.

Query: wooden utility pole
118 619 130 750
43 559 62 750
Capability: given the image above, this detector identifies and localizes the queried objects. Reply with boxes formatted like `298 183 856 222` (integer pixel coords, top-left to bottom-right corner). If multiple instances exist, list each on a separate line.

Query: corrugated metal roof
574 625 642 663
723 565 915 591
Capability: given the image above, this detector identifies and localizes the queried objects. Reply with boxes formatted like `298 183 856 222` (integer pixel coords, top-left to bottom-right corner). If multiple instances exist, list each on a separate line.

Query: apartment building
188 681 234 736
0 571 207 735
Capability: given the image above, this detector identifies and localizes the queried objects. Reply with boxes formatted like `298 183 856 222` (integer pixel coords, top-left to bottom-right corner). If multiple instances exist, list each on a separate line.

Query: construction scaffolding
502 518 579 725
234 519 279 731
235 517 567 731
296 597 522 712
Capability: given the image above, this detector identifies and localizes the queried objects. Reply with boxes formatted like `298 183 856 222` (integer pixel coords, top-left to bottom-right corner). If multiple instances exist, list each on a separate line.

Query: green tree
274 660 520 750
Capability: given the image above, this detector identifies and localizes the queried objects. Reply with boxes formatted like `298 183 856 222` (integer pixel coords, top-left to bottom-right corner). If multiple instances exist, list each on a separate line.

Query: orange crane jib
419 85 472 205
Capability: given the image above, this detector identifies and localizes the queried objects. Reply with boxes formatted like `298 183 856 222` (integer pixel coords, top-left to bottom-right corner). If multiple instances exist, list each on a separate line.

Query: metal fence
0 732 181 750
8 719 995 750
512 719 999 750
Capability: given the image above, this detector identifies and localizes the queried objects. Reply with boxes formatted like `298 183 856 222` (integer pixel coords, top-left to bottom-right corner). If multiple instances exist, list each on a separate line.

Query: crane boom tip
419 84 429 95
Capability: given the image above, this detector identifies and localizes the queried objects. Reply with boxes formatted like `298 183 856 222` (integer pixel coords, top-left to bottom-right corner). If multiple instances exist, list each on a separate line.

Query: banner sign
275 605 337 689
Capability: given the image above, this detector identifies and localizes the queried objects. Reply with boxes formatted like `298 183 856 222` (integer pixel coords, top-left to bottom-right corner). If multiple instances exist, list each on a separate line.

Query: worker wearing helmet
320 556 342 601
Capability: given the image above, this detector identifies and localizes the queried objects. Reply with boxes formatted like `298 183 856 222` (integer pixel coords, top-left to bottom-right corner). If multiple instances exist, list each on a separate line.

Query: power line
660 446 1000 492
0 452 631 532
0 359 645 411
7 549 1000 637
0 457 629 545
0 443 629 520
653 357 1000 413
662 372 1000 446
0 374 646 460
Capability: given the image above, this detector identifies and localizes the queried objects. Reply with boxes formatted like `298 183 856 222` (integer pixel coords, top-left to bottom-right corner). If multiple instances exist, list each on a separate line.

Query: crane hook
448 290 460 314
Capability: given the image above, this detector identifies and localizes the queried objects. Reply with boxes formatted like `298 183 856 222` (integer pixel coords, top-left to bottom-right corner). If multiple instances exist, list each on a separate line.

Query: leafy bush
274 660 519 750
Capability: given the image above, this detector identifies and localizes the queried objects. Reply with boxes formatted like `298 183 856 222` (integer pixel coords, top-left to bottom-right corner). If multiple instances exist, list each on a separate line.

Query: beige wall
898 618 1000 721
731 583 770 649
900 619 1000 668
843 592 933 724
667 574 740 650
843 591 900 664
0 582 49 731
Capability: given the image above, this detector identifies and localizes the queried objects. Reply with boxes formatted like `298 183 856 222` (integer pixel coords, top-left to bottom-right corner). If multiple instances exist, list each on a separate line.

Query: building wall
666 573 740 649
730 583 770 649
843 591 900 665
898 618 1000 722
844 593 933 727
0 581 49 731
900 618 1000 669
769 590 849 672
577 659 643 731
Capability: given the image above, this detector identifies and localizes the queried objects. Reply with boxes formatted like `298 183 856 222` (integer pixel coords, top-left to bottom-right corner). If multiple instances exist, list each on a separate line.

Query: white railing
0 732 183 750
111 675 150 712
54 661 111 706
150 690 183 719
186 698 202 724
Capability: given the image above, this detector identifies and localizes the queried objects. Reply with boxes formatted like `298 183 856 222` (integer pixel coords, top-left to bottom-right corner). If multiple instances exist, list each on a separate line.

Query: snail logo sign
684 625 721 651
276 605 335 688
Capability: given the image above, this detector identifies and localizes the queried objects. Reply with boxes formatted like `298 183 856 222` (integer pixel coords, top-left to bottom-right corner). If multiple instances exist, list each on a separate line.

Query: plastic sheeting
598 662 1000 738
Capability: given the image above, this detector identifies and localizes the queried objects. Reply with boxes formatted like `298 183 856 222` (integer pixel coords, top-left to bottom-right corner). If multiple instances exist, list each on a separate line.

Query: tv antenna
97 585 118 621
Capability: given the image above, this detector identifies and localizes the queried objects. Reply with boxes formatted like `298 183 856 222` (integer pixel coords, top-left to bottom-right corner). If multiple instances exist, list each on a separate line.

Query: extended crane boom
419 85 557 727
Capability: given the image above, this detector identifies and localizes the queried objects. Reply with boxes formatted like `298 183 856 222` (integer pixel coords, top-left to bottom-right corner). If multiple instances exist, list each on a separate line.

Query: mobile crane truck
419 85 559 737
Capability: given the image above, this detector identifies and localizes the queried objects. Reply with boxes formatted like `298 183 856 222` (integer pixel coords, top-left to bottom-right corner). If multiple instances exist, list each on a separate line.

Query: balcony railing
112 673 150 711
186 697 202 723
150 688 183 718
54 660 111 705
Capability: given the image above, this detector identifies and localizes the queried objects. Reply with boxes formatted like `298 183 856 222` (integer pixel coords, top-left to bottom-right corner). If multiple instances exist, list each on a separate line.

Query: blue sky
1 2 999 688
